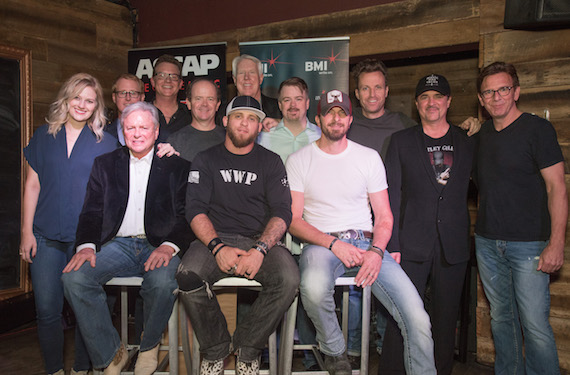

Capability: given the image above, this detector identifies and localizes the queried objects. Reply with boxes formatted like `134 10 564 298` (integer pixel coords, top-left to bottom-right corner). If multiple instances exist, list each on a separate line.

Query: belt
127 234 147 239
328 230 372 240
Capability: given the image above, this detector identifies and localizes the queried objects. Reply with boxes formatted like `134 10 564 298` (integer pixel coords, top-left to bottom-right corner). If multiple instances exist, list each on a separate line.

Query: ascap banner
128 42 227 104
239 37 349 120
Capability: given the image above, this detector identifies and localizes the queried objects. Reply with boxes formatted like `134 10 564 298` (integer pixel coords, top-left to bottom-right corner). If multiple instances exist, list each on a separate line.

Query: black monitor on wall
504 0 570 29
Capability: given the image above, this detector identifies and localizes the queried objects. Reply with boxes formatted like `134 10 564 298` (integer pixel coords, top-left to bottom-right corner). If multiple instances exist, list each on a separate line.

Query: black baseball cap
415 74 451 97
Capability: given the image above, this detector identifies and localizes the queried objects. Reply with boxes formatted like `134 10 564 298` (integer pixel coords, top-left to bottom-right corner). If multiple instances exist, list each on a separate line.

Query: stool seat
93 276 186 374
279 277 371 375
189 277 280 375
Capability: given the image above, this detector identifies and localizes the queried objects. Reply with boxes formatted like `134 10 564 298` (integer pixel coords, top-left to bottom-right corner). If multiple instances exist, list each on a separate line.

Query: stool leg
168 299 179 374
278 295 298 375
181 305 192 375
360 286 371 375
342 286 349 345
268 331 277 375
192 331 200 375
121 286 129 347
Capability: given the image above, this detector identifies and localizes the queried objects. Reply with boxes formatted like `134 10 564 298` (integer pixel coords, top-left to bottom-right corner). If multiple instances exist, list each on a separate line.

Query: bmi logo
305 61 329 72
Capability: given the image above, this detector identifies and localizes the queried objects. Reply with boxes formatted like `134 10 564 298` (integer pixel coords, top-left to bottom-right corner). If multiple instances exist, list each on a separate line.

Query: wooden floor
0 322 494 375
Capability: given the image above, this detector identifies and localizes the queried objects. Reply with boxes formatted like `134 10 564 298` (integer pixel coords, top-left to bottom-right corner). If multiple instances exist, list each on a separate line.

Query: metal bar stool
93 276 187 375
278 277 371 375
189 277 284 375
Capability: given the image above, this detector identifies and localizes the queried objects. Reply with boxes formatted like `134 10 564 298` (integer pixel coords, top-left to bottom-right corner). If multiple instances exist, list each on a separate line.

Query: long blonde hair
46 73 107 141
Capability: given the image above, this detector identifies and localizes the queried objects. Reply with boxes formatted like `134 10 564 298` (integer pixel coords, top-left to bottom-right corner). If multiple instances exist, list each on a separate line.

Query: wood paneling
0 0 132 129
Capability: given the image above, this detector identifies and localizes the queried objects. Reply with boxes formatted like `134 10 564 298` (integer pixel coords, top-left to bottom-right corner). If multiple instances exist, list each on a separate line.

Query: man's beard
228 127 258 148
321 122 348 142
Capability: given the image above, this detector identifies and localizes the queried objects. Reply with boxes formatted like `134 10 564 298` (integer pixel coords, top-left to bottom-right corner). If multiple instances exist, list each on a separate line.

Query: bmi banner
239 37 349 120
128 42 227 103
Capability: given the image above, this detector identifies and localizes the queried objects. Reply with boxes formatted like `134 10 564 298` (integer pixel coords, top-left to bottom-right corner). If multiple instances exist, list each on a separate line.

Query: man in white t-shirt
286 90 436 375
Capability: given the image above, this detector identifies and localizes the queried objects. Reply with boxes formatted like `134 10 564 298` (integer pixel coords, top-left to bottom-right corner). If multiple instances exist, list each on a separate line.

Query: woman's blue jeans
30 233 91 373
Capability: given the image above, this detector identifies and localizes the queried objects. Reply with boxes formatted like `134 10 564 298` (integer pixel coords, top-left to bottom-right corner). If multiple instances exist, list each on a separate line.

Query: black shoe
324 352 351 375
348 355 361 370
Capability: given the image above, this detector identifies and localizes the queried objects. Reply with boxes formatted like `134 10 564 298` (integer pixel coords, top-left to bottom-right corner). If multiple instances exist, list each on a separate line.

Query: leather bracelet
207 237 223 252
370 245 385 259
329 238 338 251
252 245 267 256
212 244 226 257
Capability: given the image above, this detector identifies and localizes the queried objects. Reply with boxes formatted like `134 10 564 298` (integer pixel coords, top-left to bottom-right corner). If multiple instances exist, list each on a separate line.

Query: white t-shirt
286 140 387 233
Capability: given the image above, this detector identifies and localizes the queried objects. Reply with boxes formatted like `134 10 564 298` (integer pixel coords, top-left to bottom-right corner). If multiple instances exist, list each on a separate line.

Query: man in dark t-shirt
379 74 475 375
176 96 299 375
475 62 567 375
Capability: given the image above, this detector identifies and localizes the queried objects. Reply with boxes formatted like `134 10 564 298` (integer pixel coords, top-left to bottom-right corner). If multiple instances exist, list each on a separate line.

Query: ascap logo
219 169 258 185
327 90 343 104
135 54 220 79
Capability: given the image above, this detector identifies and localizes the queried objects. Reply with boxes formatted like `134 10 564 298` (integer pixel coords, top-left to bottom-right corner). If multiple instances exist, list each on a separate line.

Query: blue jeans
475 235 560 375
299 237 436 375
30 233 90 373
62 237 180 368
176 234 300 362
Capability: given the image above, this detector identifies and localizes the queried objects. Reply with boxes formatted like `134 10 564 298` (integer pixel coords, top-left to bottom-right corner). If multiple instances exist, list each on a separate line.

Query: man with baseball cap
286 89 436 375
176 96 299 375
378 74 476 375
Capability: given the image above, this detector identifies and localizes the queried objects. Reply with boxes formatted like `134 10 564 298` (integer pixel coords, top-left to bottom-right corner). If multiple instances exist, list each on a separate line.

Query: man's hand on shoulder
63 248 96 273
215 246 248 275
235 249 264 279
537 243 564 273
156 142 180 158
330 240 365 268
458 116 481 137
261 117 279 132
355 250 383 287
144 244 175 271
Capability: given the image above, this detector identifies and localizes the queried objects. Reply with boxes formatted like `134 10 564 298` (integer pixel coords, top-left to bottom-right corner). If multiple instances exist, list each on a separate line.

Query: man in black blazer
378 74 475 375
62 101 192 375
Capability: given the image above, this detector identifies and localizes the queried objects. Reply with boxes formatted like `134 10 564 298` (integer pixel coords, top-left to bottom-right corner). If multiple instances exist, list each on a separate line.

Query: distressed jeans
176 234 300 361
475 235 560 375
299 237 436 375
62 237 180 368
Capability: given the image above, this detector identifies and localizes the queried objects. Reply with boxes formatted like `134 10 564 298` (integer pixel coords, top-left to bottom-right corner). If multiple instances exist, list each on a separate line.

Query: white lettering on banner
219 170 258 185
135 54 221 79
305 61 328 72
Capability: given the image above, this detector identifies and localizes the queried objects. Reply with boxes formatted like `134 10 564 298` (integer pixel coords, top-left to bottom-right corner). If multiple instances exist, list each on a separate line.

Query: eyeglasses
154 72 181 81
480 86 513 99
114 90 142 98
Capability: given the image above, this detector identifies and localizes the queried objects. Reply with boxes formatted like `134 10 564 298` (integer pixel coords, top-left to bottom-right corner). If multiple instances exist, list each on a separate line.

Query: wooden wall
0 0 132 129
477 0 570 371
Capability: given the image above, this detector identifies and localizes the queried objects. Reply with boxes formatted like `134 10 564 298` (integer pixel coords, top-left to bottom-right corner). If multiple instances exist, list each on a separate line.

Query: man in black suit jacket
378 75 475 375
62 101 192 375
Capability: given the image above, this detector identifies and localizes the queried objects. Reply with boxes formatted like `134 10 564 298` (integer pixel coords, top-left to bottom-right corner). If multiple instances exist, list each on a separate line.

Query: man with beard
286 90 436 375
167 78 225 162
176 96 299 375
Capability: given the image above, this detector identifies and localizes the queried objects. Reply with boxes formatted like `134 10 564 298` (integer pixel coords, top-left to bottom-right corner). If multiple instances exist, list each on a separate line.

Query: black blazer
385 125 475 265
75 147 193 256
261 93 281 119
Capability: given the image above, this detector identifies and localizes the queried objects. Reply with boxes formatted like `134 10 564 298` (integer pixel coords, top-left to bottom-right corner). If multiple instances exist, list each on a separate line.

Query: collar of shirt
129 147 154 165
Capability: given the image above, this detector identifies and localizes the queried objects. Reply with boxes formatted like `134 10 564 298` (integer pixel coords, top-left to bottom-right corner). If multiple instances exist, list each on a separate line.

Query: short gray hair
120 101 160 129
232 54 263 77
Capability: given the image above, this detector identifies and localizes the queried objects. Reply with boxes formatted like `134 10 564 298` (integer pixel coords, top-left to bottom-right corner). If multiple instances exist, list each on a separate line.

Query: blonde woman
20 73 118 375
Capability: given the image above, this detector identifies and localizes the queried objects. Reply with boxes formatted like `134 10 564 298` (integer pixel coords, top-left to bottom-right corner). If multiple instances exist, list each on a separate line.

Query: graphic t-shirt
424 129 453 186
